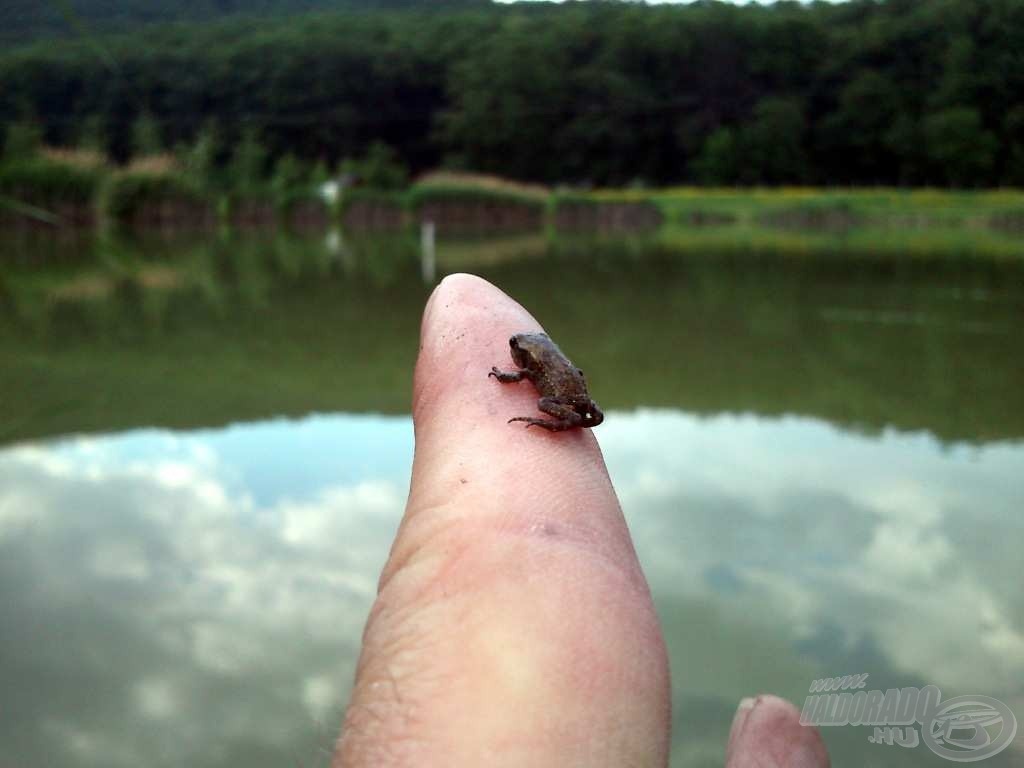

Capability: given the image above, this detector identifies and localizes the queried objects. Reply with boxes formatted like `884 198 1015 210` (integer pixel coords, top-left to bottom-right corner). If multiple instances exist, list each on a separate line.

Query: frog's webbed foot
489 366 530 383
508 416 575 432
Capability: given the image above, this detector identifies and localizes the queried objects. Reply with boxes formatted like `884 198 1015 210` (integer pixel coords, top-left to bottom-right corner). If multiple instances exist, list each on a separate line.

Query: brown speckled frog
489 332 604 431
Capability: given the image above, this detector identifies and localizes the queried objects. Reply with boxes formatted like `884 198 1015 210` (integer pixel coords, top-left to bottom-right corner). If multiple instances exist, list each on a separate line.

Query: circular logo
922 695 1018 762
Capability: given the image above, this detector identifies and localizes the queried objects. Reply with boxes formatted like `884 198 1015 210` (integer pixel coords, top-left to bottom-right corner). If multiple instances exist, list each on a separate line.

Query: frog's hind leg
489 366 531 383
508 397 581 431
508 416 575 431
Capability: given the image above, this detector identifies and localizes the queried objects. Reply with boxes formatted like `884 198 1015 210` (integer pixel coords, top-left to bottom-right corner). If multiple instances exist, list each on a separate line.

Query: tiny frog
489 332 604 431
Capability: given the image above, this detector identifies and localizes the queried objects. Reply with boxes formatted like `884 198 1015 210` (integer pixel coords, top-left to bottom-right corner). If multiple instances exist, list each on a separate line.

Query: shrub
101 170 211 227
0 157 105 206
408 183 546 210
341 142 408 191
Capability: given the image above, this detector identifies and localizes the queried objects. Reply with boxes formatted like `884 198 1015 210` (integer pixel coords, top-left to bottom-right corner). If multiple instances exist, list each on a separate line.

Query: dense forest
0 0 486 46
1 0 1023 187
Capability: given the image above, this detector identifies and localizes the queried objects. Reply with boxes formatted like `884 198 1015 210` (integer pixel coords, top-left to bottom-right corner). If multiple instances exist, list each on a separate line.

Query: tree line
0 0 487 47
1 0 1022 188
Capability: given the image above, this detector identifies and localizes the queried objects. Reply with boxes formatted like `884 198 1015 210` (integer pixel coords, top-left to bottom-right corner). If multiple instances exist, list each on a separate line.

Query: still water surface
1 231 1022 767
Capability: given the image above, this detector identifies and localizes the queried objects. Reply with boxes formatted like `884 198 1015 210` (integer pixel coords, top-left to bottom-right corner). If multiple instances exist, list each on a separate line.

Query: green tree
347 142 407 190
693 128 739 185
271 153 307 200
740 97 808 185
310 159 331 189
883 115 925 187
923 107 997 187
228 128 268 191
440 15 576 182
2 120 42 161
131 111 163 158
817 71 903 183
1002 106 1024 187
932 36 980 110
0 0 1021 187
180 121 221 189
77 115 107 157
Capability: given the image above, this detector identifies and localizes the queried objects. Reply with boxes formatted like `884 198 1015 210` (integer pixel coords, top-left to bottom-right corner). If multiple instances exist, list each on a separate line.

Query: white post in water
420 219 436 283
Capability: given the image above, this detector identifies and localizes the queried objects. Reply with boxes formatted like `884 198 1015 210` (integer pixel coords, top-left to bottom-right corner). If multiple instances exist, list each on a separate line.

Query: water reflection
1 411 1021 767
605 412 1024 766
3 230 1023 765
0 416 410 768
3 232 1024 446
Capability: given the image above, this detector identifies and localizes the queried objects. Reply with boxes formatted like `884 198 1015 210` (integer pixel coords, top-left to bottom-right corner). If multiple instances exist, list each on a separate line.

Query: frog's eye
577 368 584 377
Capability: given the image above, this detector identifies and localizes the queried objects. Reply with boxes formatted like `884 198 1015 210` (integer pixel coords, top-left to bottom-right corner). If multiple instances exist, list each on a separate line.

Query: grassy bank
1 152 1023 257
635 186 1022 227
585 186 1024 259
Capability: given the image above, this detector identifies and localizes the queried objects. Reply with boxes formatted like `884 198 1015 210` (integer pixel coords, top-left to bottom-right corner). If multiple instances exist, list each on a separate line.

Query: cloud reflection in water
0 411 1020 767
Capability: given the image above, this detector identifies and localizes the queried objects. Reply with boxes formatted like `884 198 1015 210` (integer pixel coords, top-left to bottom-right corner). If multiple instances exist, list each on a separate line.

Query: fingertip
413 272 539 431
420 272 476 337
420 272 529 342
728 696 756 745
726 695 830 768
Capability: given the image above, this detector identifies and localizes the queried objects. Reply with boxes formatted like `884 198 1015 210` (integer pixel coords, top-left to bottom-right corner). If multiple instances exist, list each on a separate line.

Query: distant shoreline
1 162 1022 258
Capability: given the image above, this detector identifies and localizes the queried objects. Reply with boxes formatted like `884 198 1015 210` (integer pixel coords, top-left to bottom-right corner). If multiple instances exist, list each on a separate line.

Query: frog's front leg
508 396 582 431
489 366 532 383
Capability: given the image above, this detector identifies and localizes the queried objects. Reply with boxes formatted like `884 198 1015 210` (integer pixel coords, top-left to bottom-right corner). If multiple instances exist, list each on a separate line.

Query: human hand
334 274 830 768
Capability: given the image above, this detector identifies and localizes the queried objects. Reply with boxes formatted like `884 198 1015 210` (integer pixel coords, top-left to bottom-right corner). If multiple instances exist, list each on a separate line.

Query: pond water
1 230 1022 767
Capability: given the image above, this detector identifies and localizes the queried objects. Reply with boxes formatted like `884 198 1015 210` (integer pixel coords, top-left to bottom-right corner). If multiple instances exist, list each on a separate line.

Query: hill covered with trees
0 0 485 46
1 0 1022 187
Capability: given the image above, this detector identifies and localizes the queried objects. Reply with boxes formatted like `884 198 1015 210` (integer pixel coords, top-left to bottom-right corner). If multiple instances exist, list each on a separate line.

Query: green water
1 230 1022 767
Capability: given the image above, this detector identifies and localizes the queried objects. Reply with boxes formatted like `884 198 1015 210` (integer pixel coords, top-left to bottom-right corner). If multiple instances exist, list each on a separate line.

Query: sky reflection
0 411 1021 767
